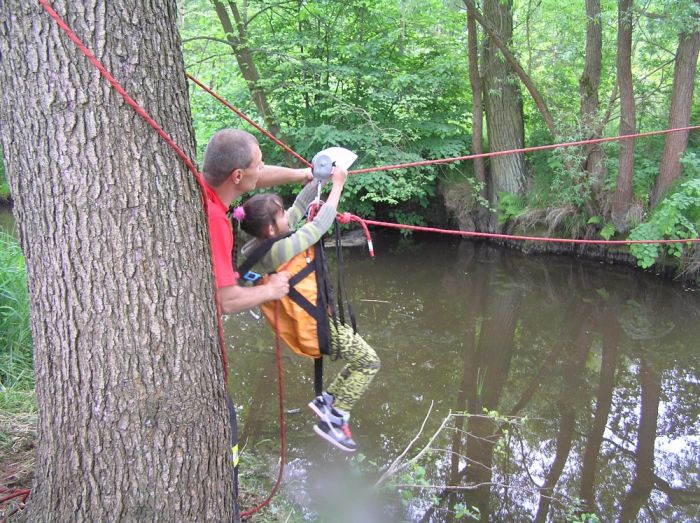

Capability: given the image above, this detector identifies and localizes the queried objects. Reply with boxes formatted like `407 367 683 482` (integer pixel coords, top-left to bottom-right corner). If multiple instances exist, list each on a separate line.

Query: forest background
2 0 699 270
177 0 700 273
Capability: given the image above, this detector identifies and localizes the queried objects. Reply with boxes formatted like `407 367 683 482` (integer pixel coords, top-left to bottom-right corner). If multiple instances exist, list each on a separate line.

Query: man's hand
218 271 290 315
299 167 313 183
265 271 290 300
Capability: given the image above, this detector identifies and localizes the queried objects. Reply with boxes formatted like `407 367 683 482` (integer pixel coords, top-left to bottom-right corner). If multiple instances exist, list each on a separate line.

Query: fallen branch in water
374 402 453 488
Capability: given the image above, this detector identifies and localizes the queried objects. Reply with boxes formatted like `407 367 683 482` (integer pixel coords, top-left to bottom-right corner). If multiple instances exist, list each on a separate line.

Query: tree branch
463 0 557 136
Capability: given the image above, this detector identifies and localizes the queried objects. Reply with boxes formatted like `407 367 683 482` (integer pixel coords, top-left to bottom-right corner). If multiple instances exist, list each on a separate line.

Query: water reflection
227 234 700 522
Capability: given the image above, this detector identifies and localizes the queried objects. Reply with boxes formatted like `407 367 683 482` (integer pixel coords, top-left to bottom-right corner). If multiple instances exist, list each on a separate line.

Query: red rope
0 488 30 522
241 302 287 518
337 212 375 256
359 219 700 245
186 76 700 178
186 74 312 168
348 125 700 175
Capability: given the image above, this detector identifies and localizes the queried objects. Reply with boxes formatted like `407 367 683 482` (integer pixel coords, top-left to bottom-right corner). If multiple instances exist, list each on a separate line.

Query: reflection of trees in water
231 238 699 521
407 243 699 522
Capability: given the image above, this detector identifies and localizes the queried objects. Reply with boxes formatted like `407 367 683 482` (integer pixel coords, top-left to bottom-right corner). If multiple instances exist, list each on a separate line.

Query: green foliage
180 0 700 239
181 0 470 218
454 502 480 520
498 192 525 224
0 232 34 412
564 498 601 523
629 176 700 268
0 147 9 201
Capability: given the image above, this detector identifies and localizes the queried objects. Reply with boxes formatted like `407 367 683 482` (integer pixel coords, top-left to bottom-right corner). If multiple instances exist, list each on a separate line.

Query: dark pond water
226 232 700 522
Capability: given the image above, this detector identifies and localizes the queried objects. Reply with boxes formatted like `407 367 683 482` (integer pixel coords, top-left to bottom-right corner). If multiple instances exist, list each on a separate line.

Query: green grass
237 445 305 521
0 231 34 413
0 181 9 201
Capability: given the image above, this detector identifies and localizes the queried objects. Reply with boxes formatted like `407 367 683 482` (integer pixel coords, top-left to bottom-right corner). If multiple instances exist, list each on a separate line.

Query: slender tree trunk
213 0 293 165
464 0 556 136
612 0 636 231
466 10 486 189
479 0 527 207
580 0 606 205
0 1 234 520
651 9 700 206
466 9 489 229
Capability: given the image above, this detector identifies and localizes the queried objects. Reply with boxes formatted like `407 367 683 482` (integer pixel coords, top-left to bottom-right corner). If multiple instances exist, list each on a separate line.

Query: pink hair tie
232 206 246 223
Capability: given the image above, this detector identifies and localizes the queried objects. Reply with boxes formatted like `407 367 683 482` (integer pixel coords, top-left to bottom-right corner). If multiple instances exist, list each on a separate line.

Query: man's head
202 129 264 191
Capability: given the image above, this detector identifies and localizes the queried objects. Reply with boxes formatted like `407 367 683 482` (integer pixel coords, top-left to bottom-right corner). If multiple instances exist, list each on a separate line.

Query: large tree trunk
480 0 527 220
651 7 700 206
580 0 606 206
0 1 234 520
464 0 556 137
612 0 636 231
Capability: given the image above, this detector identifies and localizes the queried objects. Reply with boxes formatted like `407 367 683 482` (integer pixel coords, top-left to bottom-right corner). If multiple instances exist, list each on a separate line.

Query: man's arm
256 165 312 188
217 272 289 315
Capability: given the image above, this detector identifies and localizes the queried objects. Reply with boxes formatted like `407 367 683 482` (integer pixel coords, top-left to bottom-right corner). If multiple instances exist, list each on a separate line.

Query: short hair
202 129 259 187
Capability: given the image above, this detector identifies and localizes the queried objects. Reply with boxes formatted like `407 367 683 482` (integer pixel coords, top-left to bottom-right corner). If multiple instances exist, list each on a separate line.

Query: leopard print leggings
326 322 380 413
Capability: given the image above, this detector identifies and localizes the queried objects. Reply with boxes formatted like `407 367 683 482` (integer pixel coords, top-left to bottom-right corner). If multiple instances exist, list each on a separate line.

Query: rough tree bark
651 3 700 206
477 0 527 225
612 0 636 231
580 0 606 206
0 1 234 520
463 0 556 136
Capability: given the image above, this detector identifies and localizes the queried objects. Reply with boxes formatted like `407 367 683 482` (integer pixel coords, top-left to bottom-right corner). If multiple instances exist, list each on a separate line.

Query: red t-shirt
205 184 239 289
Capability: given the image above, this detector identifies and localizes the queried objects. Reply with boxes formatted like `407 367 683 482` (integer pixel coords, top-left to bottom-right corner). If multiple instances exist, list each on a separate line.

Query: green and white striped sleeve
286 182 319 229
266 201 336 269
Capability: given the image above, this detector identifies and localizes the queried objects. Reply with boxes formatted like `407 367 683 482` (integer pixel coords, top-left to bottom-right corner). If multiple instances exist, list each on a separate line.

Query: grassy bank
0 232 33 411
0 232 35 499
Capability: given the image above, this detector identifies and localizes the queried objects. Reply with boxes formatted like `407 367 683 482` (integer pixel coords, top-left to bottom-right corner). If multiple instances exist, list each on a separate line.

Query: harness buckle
242 270 262 284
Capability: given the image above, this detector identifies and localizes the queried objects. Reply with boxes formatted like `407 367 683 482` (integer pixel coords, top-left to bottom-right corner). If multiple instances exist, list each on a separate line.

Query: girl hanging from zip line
235 166 380 452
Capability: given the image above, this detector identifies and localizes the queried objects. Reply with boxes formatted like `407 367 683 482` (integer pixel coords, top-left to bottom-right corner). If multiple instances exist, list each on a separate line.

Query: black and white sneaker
308 391 335 419
313 408 357 452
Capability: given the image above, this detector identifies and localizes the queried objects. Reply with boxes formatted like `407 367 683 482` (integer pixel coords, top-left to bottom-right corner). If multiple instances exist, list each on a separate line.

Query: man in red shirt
202 128 311 314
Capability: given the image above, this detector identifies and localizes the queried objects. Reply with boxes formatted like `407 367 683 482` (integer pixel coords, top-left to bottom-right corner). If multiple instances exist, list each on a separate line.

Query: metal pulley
311 153 334 182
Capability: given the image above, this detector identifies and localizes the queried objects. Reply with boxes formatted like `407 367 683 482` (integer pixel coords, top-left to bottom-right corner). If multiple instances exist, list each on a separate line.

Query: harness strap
314 357 324 396
236 232 293 280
